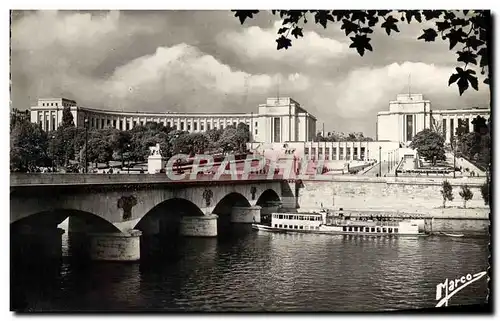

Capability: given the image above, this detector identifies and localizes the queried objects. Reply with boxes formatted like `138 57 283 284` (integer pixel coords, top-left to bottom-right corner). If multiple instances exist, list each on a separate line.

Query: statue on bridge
148 143 166 174
149 143 162 157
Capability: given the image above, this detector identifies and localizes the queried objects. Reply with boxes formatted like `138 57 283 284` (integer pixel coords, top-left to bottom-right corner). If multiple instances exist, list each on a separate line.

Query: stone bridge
10 174 299 262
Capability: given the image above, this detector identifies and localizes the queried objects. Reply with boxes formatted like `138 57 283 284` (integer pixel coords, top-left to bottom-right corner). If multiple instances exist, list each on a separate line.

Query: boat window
382 228 387 233
294 225 298 229
299 226 303 230
353 227 358 232
316 227 320 230
274 224 278 228
377 228 381 233
371 227 375 232
394 228 398 233
283 225 287 228
348 227 353 232
343 226 347 232
365 227 370 232
279 224 282 228
388 228 393 233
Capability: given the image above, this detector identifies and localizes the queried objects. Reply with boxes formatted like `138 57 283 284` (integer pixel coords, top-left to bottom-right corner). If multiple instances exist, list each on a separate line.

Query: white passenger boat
252 212 427 236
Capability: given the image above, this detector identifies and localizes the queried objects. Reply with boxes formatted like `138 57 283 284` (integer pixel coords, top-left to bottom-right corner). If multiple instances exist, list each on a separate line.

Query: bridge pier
11 225 65 261
231 206 261 223
88 230 142 261
180 214 218 237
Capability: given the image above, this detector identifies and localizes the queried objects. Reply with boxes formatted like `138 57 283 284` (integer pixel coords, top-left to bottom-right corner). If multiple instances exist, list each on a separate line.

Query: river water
11 220 489 312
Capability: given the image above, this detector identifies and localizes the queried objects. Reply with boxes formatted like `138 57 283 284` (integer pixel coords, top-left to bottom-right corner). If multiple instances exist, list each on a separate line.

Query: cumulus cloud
216 21 352 65
11 11 311 113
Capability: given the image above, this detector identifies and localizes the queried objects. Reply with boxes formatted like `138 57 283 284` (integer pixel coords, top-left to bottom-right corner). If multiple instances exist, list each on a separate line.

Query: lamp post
453 136 456 179
51 135 55 172
84 118 89 174
378 146 382 177
127 143 131 174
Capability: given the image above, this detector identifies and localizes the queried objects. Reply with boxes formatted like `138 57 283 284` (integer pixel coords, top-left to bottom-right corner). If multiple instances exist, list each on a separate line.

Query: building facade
377 94 490 145
29 97 317 143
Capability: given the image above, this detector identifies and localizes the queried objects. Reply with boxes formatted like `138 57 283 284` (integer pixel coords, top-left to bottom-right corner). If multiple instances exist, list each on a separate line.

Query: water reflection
12 227 489 312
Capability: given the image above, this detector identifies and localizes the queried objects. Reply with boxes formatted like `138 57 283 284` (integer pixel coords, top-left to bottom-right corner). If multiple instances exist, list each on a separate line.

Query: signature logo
435 271 487 307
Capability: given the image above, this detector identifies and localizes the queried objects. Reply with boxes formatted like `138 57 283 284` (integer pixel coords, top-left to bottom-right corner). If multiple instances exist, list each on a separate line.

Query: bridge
10 173 299 262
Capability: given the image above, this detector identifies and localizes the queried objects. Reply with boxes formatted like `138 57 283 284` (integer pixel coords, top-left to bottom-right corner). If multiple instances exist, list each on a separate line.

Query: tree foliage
232 10 491 95
409 129 446 165
480 181 490 206
459 184 474 208
10 118 49 172
61 106 75 128
455 115 490 171
440 180 454 208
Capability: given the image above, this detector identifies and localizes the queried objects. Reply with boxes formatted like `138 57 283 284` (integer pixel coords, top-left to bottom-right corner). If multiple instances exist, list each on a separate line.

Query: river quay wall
297 176 489 220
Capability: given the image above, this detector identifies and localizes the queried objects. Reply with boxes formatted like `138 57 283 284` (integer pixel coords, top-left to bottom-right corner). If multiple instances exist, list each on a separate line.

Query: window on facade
319 147 323 156
255 122 258 127
194 122 198 130
113 120 117 128
126 122 130 130
42 103 45 106
346 148 351 160
332 147 337 160
101 119 105 128
406 114 414 141
133 121 137 128
200 123 204 131
255 129 258 135
339 148 344 160
181 122 185 130
273 117 281 143
119 121 123 130
325 147 330 160
450 119 454 139
167 121 171 128
233 122 237 127
360 147 365 160
311 147 316 157
207 123 211 130
187 124 191 131
354 148 358 160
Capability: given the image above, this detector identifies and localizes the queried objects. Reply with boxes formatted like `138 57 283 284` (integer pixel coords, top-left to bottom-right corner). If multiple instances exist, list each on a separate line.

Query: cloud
11 10 311 114
216 21 353 65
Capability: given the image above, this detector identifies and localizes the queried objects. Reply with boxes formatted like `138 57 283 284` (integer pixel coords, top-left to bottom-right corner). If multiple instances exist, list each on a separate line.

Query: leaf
466 36 484 50
478 47 488 67
381 15 400 35
377 10 391 17
446 28 468 50
276 35 292 50
360 27 373 34
314 10 334 28
451 18 468 26
368 16 379 27
435 20 451 32
422 10 443 20
332 10 351 21
278 27 289 34
351 11 367 23
404 10 422 23
349 34 373 56
449 73 460 86
457 50 478 65
232 10 259 24
291 26 303 38
484 78 489 85
417 28 438 42
341 19 360 36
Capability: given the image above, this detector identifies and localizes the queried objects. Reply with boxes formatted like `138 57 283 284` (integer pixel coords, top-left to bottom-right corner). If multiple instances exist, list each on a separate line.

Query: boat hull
252 224 427 237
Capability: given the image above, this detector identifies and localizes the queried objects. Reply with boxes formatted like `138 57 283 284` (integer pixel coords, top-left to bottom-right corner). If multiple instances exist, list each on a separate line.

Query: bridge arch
212 192 251 234
256 189 282 224
134 197 204 236
10 209 120 233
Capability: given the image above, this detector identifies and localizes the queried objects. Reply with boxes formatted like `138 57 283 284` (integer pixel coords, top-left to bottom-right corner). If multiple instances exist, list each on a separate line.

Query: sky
10 10 491 137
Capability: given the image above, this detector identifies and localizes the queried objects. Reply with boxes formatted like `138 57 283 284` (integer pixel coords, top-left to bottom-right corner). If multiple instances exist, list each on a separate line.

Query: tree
480 181 490 206
459 184 473 208
440 180 454 208
81 136 113 167
10 119 49 172
111 130 132 166
232 10 491 95
409 129 446 165
61 106 74 128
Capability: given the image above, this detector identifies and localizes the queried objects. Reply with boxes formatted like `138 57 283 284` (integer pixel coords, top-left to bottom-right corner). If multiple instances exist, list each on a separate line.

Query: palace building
28 94 489 164
377 94 490 145
29 97 317 144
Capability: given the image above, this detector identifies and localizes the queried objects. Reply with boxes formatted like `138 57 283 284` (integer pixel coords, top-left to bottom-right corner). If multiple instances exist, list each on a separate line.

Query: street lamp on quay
84 118 89 174
378 146 382 177
127 144 131 174
51 135 55 172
